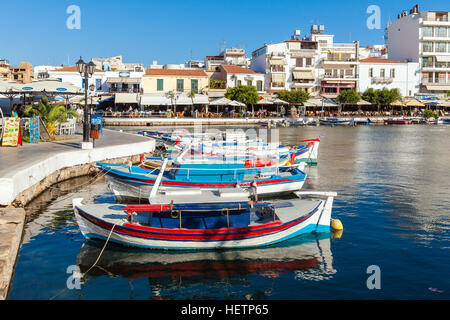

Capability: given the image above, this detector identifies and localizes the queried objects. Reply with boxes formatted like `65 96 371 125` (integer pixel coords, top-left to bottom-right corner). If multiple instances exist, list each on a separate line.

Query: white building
250 30 320 94
48 66 106 93
359 57 420 97
386 5 450 96
33 65 61 80
104 70 144 94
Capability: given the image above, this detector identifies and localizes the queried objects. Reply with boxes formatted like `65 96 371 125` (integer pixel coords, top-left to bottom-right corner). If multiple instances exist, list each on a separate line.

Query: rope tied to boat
83 224 117 276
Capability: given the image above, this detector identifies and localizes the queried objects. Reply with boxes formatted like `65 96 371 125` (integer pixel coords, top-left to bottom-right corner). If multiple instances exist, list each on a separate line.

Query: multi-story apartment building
250 30 320 94
386 5 450 96
9 62 34 83
205 48 249 71
250 27 358 96
309 26 359 96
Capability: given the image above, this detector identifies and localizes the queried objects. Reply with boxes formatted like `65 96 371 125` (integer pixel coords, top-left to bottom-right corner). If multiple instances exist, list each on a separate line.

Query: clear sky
0 0 447 67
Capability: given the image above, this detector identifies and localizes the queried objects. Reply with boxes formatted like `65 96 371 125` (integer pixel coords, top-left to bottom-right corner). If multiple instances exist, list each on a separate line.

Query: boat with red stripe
72 191 337 250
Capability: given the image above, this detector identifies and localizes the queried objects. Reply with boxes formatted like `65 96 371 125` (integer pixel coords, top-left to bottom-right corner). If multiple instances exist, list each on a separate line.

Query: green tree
361 88 377 104
23 97 78 138
336 89 361 105
446 90 450 97
275 89 310 104
375 88 401 107
224 85 260 106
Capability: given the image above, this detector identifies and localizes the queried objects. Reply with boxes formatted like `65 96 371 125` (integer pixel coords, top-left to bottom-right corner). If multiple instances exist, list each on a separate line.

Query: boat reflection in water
76 232 337 299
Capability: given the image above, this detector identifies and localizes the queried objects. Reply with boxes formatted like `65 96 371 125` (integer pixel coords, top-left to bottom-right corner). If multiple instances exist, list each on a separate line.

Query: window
436 27 447 37
237 80 242 86
157 79 164 91
176 79 184 92
247 80 252 86
380 69 385 78
435 42 446 53
96 79 102 90
422 42 433 52
256 80 263 91
369 68 373 77
305 58 312 66
422 27 433 37
390 69 395 78
422 57 433 68
82 78 88 89
191 79 198 93
296 58 303 67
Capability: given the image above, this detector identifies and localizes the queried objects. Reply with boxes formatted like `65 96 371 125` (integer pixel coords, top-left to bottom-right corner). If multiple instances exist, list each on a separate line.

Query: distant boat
319 118 352 126
384 118 412 125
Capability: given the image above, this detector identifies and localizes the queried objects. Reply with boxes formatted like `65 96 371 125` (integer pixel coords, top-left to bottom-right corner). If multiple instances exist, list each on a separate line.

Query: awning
290 52 316 58
140 94 170 106
107 77 141 84
436 56 450 62
426 85 450 91
269 58 287 66
293 71 315 80
115 93 139 104
271 73 285 83
140 94 209 106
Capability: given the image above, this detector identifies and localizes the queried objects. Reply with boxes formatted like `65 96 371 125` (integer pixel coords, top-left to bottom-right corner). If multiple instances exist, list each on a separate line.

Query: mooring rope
82 224 116 276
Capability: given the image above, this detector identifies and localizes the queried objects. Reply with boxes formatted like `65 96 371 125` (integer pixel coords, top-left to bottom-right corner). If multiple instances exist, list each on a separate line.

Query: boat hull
73 199 331 250
106 174 306 202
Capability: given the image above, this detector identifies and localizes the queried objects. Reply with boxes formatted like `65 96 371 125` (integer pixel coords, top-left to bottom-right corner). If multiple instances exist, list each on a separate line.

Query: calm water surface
9 125 450 300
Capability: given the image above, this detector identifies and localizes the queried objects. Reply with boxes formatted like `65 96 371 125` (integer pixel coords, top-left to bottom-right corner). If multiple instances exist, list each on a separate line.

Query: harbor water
8 125 450 300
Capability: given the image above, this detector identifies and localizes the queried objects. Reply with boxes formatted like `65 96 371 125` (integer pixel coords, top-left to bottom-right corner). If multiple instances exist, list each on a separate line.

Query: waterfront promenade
0 128 155 207
0 128 155 299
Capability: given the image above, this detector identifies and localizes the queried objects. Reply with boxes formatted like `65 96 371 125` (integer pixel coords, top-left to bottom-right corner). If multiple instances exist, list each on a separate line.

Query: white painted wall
47 71 107 93
359 62 420 96
386 14 421 62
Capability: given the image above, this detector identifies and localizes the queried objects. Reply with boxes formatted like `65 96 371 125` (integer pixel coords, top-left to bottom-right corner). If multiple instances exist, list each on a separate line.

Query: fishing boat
97 159 308 202
319 118 352 126
384 117 412 125
72 191 337 250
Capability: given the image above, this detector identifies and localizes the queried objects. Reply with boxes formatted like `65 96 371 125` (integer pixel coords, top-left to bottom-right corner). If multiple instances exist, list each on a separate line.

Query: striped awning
107 77 141 84
293 71 315 80
426 85 450 91
269 58 287 66
271 73 285 83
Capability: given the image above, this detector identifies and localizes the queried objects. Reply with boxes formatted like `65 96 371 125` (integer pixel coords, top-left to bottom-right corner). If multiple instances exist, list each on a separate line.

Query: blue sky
0 0 447 67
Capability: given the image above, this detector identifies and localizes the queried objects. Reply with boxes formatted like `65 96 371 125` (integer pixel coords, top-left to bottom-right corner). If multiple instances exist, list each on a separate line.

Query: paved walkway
0 128 155 206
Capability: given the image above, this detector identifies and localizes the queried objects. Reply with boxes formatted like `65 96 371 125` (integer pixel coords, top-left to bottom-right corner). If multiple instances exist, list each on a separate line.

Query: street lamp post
76 57 96 146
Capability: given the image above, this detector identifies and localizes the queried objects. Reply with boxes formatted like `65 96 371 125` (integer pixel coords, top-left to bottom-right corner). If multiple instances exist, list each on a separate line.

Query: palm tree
23 97 78 138
188 90 196 117
166 91 176 116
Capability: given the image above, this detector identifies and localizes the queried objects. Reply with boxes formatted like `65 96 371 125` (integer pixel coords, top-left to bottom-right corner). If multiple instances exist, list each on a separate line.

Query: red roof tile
221 65 262 75
359 57 404 64
51 65 105 73
145 69 208 77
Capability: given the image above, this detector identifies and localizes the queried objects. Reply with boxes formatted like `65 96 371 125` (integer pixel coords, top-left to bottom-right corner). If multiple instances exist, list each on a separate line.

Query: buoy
332 229 343 239
331 219 343 231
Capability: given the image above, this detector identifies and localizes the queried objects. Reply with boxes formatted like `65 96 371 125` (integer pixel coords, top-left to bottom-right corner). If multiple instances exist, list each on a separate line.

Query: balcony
322 58 358 66
372 77 394 84
110 87 140 93
321 74 357 81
